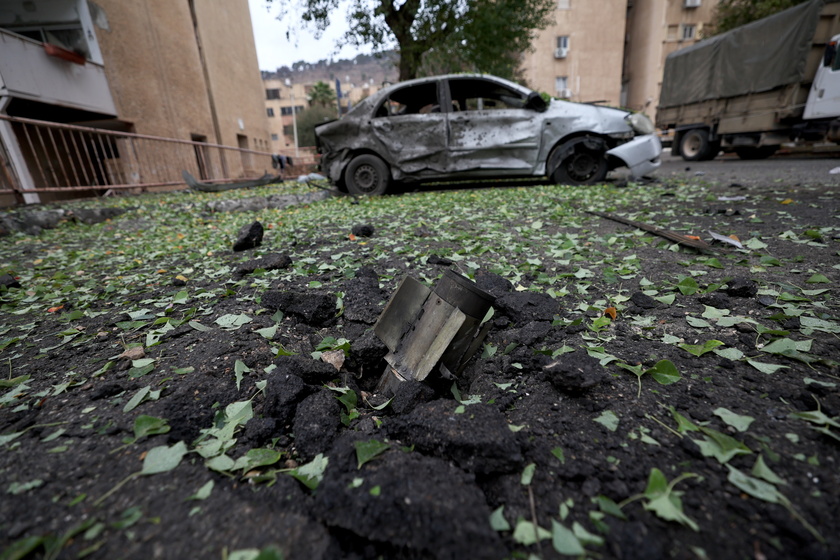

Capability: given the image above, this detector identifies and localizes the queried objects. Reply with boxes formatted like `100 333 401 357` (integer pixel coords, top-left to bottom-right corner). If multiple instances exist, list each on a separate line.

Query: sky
248 0 366 71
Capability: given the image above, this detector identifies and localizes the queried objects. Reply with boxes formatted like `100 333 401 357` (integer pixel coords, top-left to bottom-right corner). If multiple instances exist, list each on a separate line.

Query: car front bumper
606 134 662 178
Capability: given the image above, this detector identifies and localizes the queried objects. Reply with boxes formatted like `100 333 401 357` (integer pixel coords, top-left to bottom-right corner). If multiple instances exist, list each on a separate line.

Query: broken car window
448 78 527 112
374 82 440 117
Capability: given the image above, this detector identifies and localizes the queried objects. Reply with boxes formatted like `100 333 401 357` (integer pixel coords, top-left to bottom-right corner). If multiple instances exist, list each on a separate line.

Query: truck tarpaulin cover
659 0 824 108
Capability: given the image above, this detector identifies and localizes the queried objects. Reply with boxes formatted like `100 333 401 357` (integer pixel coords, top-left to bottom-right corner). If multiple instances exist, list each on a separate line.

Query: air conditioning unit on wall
558 88 572 98
554 48 568 59
684 0 701 8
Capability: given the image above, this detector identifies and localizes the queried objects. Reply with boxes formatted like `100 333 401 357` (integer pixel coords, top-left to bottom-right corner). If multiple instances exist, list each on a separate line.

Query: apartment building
263 77 383 153
521 0 719 122
522 0 628 105
0 0 269 205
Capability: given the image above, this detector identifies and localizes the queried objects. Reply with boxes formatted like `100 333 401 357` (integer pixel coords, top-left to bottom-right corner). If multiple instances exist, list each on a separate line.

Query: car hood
543 99 632 134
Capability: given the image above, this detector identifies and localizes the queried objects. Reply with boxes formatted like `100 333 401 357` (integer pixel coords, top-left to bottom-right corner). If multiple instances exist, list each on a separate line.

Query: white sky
248 0 367 71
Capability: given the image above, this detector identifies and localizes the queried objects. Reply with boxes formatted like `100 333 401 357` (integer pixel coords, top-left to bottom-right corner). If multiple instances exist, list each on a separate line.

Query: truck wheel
735 146 778 160
345 154 390 196
679 129 716 161
550 138 608 185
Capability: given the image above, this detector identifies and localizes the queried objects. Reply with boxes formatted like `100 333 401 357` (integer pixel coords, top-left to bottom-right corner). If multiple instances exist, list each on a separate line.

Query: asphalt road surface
656 148 840 188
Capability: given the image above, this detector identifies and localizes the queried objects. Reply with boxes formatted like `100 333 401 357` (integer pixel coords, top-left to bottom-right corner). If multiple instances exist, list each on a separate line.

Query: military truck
657 0 840 161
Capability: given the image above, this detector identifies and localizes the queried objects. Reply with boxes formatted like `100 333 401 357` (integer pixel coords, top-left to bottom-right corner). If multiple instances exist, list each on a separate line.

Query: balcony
0 28 116 117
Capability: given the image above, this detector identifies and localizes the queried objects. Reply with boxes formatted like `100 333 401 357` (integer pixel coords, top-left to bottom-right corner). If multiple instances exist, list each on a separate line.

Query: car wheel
550 138 608 186
735 146 778 160
679 128 716 161
345 154 390 196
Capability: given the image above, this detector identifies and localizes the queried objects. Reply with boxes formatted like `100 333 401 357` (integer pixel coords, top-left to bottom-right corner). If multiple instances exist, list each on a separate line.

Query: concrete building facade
521 0 719 122
0 0 269 204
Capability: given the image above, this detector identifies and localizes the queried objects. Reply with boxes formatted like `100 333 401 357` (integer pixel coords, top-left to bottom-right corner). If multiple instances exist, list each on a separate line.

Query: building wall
193 0 271 164
92 0 269 177
521 0 627 106
521 0 719 123
624 0 719 122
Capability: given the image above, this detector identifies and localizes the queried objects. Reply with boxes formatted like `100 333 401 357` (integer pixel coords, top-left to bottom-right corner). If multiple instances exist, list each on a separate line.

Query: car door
368 80 449 175
445 77 543 174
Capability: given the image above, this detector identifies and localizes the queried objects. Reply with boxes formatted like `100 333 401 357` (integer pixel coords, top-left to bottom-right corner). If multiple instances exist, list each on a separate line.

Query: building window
681 24 696 41
283 125 295 136
271 134 279 141
266 89 281 100
555 76 570 98
280 106 304 115
557 36 569 50
667 25 679 41
267 108 275 117
557 0 570 9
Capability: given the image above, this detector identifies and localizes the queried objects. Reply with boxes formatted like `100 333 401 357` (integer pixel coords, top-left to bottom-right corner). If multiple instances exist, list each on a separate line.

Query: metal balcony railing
0 115 315 204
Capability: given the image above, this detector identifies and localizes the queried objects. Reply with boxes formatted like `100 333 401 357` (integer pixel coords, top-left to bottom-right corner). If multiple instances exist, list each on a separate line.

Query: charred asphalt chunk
314 434 504 560
262 370 312 426
390 380 436 415
474 269 514 297
544 350 608 394
494 291 559 324
262 290 337 327
0 273 21 289
236 252 293 276
385 400 523 475
629 291 657 310
292 389 342 461
271 355 339 387
724 277 758 298
341 266 385 324
350 223 374 237
232 220 264 252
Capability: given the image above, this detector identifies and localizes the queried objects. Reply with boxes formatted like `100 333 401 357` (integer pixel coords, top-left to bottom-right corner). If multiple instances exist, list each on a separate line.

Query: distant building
263 76 384 153
521 0 719 122
0 0 269 204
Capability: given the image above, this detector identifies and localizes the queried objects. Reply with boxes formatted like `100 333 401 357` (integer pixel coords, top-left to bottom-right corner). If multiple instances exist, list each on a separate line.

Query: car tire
345 154 390 196
679 128 717 161
550 138 608 186
735 146 778 160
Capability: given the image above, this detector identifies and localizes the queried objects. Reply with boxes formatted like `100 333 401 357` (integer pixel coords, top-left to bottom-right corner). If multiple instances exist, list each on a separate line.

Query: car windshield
448 78 528 111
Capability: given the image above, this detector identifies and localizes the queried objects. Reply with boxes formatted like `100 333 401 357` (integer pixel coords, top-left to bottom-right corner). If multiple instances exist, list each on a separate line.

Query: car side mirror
526 91 548 112
824 42 837 67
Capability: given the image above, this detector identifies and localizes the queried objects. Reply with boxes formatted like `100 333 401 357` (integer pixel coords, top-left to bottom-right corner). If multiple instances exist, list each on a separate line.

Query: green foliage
711 0 809 35
271 0 555 80
308 81 335 107
294 104 336 148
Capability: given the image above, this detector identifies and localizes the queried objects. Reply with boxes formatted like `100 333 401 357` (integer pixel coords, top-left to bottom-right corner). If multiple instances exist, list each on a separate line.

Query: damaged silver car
314 74 661 195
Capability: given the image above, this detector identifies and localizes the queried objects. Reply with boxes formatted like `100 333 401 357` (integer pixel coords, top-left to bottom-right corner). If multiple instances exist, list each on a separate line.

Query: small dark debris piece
172 276 187 287
724 277 758 298
292 389 342 461
698 292 730 309
236 253 293 276
474 269 513 297
630 291 657 310
243 417 279 446
427 255 453 266
351 224 375 237
1 273 21 289
390 380 436 415
233 221 264 252
262 290 337 327
544 351 608 393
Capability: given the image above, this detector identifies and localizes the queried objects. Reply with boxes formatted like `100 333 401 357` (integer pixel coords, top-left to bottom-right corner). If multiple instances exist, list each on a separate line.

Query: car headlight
626 112 655 135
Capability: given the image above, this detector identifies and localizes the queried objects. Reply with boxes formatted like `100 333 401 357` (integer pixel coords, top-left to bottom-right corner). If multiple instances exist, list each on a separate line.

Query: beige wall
623 0 718 121
521 0 719 122
194 1 271 160
92 0 269 176
521 1 627 106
